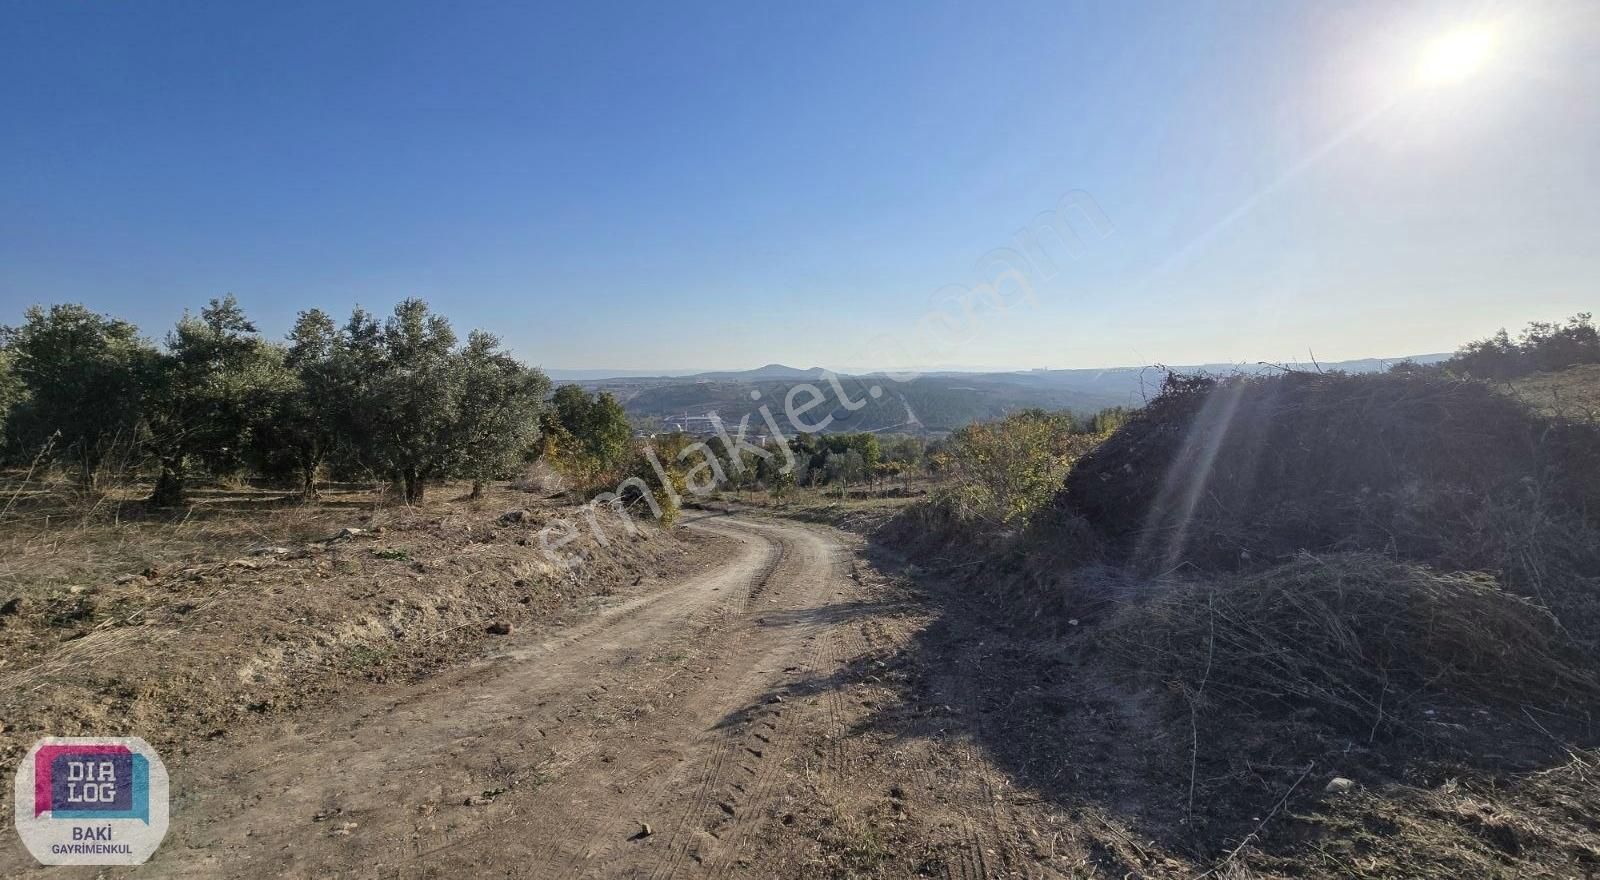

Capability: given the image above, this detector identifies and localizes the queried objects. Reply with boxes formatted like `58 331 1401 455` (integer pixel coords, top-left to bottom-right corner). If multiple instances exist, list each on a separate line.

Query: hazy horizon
541 350 1454 381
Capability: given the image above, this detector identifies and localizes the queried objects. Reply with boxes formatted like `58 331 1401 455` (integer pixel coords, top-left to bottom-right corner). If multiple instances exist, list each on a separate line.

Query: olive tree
452 330 551 497
4 304 151 490
250 309 346 498
142 296 286 506
350 299 462 503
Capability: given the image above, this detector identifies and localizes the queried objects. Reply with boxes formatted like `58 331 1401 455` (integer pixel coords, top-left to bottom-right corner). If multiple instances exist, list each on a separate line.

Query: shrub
932 409 1094 528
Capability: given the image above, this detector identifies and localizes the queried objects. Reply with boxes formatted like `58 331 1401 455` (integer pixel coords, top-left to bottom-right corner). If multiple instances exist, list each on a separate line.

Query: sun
1414 25 1498 87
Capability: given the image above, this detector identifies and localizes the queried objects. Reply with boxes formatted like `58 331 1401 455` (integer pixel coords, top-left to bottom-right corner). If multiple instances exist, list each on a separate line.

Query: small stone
336 527 365 540
1325 777 1356 794
637 822 653 838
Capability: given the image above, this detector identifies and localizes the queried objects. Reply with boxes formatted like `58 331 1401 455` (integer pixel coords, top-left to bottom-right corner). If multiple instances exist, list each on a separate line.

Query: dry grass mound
1095 552 1599 737
1063 370 1600 577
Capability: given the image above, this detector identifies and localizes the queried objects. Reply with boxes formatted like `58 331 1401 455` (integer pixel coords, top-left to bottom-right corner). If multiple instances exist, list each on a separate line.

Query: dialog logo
13 737 170 865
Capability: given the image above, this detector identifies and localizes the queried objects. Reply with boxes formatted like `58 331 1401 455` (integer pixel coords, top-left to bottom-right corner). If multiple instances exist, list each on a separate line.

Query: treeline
0 297 634 505
645 431 894 500
1442 313 1600 380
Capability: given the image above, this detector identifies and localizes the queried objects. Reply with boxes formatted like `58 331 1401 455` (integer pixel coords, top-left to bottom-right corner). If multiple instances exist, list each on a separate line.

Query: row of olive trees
0 296 590 505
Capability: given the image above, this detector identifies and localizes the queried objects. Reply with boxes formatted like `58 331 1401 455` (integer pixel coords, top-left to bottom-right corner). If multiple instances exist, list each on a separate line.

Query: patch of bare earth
736 517 1600 879
732 539 1180 879
6 488 1593 878
2 510 870 877
0 485 726 810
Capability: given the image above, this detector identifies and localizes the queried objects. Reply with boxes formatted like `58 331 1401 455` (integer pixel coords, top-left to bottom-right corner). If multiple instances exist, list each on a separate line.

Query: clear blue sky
3 0 1596 371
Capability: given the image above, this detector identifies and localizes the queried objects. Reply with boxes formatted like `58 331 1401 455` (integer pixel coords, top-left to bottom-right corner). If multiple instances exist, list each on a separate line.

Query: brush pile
1066 371 1600 570
1057 369 1600 746
1094 552 1599 736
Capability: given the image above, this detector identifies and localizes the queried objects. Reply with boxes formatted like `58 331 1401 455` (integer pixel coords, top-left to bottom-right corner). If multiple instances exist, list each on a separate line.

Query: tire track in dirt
694 547 858 875
551 530 797 878
4 513 863 880
628 519 848 879
406 518 810 879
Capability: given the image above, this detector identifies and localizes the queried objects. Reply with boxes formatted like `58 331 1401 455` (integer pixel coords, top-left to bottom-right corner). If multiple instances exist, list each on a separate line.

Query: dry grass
0 480 361 599
0 477 714 782
1063 370 1600 577
1505 363 1600 422
1095 552 1600 737
867 367 1600 876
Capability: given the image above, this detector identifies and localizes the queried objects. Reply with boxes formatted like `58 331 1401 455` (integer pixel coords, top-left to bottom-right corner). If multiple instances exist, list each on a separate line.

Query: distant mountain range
543 363 829 382
563 353 1452 436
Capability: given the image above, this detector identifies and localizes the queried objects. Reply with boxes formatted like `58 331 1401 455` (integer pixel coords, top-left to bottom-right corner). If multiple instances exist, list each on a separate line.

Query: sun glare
1414 25 1498 87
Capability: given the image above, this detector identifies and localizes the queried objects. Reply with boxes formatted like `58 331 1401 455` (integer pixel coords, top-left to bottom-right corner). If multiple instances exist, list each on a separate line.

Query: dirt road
16 512 899 878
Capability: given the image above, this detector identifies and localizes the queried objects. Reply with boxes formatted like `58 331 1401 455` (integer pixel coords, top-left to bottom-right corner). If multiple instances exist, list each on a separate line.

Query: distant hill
681 364 828 382
569 353 1450 436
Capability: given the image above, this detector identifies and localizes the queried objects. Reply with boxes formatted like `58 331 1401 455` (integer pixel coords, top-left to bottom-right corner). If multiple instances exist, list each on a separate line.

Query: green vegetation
540 385 633 485
4 304 149 491
930 409 1091 526
0 297 561 505
1443 312 1600 380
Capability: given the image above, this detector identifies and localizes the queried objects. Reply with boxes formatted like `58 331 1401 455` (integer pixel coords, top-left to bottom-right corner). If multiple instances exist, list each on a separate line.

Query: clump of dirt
0 485 720 774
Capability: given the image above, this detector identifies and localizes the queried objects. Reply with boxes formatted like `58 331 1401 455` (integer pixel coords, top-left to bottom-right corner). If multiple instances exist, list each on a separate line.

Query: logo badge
13 737 169 865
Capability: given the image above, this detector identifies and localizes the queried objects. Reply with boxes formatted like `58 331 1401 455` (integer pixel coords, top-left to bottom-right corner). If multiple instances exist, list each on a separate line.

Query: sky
2 0 1597 372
